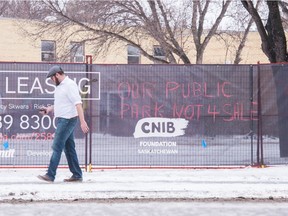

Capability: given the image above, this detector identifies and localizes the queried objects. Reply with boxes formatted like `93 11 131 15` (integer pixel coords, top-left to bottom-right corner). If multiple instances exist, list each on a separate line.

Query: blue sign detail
201 139 207 148
3 141 9 150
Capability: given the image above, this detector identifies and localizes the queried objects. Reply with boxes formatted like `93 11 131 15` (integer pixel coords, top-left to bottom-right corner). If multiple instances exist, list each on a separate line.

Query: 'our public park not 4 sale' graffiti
117 80 258 122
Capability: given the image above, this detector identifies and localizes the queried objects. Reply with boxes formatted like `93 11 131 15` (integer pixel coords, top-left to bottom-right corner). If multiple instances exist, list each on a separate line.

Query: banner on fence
0 63 286 166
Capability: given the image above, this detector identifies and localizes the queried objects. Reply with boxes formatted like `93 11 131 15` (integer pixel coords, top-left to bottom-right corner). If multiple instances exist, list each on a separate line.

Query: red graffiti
165 81 232 99
117 80 257 122
118 82 155 99
121 102 164 119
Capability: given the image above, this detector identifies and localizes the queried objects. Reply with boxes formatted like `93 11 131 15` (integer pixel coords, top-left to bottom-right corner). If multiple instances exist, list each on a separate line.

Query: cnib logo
141 121 175 133
134 118 189 138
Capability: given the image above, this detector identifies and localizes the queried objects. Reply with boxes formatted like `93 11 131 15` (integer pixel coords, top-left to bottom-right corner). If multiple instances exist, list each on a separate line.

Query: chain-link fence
0 62 287 168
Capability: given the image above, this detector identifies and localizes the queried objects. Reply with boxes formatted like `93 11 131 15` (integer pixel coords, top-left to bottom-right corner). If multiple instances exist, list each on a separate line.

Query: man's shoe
64 177 83 182
37 174 53 183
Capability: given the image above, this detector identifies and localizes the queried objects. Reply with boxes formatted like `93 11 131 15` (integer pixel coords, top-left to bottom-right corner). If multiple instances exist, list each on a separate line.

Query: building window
127 45 140 64
70 42 85 63
41 40 56 62
153 45 166 63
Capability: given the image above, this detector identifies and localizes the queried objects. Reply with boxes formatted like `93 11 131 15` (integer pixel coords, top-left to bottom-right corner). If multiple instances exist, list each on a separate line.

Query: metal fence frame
0 61 288 169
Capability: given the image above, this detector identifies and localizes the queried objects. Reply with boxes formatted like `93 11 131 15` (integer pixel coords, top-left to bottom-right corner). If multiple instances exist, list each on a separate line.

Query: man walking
38 65 89 183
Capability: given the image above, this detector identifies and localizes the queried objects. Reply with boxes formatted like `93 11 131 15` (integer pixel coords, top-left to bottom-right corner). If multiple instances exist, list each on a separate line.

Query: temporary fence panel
0 62 287 167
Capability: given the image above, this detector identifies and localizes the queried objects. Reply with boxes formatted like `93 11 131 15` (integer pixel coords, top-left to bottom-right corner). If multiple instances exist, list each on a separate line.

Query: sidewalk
1 166 288 202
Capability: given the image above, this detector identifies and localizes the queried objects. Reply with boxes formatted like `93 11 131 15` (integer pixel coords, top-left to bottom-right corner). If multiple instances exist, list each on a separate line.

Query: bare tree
241 0 288 158
13 0 235 64
230 0 261 64
5 0 268 65
279 0 288 30
191 0 232 64
0 0 49 19
17 0 189 63
64 0 192 63
241 0 287 63
0 1 9 16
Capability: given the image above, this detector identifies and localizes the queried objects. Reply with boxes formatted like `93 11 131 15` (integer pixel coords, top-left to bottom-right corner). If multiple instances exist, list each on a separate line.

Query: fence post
249 65 254 165
256 62 264 167
85 55 93 172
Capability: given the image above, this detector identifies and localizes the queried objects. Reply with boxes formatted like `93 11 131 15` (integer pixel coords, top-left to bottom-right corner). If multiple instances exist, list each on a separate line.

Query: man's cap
46 65 63 78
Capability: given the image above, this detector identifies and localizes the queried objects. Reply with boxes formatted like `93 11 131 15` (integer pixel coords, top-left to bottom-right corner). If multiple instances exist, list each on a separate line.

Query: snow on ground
1 166 288 216
1 165 288 202
1 201 288 216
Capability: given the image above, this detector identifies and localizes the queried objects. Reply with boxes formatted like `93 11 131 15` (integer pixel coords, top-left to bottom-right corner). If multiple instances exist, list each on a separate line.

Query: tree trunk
266 2 288 157
242 1 288 157
272 66 288 157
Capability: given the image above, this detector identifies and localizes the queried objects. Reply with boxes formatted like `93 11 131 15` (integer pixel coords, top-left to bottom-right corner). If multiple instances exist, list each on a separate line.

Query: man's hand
39 108 47 114
39 106 53 115
80 121 89 134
